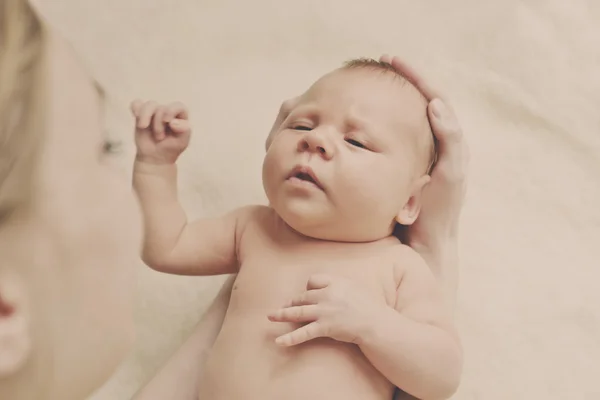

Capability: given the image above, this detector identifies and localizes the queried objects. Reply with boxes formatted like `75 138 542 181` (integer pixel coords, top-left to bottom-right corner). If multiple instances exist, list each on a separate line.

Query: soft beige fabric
36 1 600 399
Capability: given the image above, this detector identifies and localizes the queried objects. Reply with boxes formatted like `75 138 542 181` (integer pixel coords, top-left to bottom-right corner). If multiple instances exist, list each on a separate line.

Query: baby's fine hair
343 57 410 81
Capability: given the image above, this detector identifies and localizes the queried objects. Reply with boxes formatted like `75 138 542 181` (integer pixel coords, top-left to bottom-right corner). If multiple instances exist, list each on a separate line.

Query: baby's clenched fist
131 100 192 165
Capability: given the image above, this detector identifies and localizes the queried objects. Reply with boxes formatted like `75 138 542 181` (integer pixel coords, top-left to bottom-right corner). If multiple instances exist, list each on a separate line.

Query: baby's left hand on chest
267 273 390 346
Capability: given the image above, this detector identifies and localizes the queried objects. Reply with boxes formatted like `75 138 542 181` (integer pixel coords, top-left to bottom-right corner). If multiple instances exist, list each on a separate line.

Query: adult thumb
427 99 469 183
428 99 464 155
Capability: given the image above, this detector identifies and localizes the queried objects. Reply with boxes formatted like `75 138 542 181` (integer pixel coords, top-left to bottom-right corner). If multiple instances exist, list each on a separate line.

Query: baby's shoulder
232 204 273 232
238 204 279 226
234 203 271 221
378 239 423 265
233 204 283 244
379 241 430 285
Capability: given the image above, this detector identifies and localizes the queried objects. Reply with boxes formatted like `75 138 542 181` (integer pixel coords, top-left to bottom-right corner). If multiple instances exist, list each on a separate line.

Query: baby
131 58 462 400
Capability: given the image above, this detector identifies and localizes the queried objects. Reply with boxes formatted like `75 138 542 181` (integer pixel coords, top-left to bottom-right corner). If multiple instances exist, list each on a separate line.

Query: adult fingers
265 96 300 151
379 55 443 101
428 99 469 183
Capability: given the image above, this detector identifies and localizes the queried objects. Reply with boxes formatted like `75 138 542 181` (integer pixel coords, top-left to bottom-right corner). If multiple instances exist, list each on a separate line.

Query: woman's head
0 1 142 398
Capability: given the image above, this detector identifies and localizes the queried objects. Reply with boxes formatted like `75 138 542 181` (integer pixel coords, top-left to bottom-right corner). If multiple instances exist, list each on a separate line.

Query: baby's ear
395 174 431 225
0 271 32 377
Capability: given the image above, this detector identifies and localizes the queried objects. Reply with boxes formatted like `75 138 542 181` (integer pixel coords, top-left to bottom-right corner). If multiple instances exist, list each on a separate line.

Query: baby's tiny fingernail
275 336 286 346
431 99 446 119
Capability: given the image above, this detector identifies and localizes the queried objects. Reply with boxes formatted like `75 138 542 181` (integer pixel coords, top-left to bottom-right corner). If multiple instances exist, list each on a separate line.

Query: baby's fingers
284 288 326 308
275 321 324 346
153 106 167 141
168 119 191 135
136 101 158 130
268 305 320 323
163 101 189 122
130 99 143 117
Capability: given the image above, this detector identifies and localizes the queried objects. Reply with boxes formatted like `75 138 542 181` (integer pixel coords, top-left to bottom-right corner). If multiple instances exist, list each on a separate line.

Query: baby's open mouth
294 171 316 184
287 166 323 190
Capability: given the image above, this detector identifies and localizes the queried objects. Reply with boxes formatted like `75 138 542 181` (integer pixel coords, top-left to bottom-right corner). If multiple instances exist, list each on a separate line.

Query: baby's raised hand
131 100 192 165
268 275 384 346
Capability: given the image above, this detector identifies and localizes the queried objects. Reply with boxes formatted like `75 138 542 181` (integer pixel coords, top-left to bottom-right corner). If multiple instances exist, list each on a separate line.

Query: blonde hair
0 0 47 223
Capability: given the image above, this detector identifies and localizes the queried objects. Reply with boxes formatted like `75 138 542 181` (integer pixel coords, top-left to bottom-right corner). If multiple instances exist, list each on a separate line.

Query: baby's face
263 68 432 242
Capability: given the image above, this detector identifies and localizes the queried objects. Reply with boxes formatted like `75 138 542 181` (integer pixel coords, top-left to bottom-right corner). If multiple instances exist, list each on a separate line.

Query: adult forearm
132 275 235 400
359 307 462 400
412 238 459 311
132 160 188 267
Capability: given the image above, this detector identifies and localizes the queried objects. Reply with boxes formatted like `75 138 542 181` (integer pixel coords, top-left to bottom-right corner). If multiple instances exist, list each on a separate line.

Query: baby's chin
273 205 386 243
271 203 338 240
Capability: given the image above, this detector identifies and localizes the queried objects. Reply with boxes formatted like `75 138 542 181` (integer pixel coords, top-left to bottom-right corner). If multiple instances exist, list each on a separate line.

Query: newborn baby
131 58 462 400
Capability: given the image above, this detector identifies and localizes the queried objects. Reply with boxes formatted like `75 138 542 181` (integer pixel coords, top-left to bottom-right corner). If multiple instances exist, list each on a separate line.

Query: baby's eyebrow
346 114 382 140
346 115 369 130
287 104 314 118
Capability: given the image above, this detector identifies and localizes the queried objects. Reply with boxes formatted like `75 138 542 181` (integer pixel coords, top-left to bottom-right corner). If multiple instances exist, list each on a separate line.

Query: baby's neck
269 208 400 251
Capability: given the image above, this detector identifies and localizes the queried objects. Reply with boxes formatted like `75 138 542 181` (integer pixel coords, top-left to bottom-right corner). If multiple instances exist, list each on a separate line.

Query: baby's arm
131 100 256 275
359 248 462 400
133 161 254 275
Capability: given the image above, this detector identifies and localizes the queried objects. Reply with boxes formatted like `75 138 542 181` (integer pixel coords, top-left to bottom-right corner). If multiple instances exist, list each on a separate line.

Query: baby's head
262 58 435 242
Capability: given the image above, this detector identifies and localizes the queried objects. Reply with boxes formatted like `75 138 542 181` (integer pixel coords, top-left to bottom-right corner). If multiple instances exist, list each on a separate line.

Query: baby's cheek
343 166 384 197
262 148 283 181
343 169 400 214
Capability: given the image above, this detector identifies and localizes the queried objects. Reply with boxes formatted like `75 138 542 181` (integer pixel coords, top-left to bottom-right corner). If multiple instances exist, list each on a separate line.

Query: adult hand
269 57 468 250
380 55 469 250
380 55 468 400
265 96 301 151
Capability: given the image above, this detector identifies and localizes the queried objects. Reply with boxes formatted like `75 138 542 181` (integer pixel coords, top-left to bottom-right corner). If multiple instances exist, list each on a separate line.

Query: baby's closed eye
292 125 312 131
345 138 367 149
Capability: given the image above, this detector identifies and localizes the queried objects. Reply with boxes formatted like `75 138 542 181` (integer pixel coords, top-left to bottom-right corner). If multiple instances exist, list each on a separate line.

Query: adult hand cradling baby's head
265 55 469 253
379 55 469 249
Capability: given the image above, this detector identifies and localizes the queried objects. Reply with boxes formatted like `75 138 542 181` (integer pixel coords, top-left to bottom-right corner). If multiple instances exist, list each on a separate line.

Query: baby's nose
298 131 333 159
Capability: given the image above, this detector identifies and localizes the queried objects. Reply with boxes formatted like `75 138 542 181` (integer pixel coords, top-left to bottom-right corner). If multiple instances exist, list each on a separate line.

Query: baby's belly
198 309 393 400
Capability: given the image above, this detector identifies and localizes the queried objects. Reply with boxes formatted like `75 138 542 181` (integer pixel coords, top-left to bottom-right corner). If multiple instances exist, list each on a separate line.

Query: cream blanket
37 1 600 398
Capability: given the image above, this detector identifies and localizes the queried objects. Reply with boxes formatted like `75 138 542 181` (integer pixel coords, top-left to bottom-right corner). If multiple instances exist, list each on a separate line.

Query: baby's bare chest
230 236 398 312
